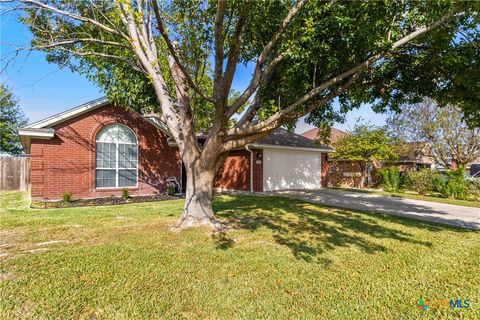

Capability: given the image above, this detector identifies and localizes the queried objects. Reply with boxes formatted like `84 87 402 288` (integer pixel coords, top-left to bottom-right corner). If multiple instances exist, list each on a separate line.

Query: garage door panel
263 148 321 191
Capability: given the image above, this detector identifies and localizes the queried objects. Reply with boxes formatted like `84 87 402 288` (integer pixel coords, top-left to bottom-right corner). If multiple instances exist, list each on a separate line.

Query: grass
332 187 480 208
1 191 479 319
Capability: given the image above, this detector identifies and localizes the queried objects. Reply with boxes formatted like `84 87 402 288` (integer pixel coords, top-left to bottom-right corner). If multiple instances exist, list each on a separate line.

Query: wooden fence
0 156 30 191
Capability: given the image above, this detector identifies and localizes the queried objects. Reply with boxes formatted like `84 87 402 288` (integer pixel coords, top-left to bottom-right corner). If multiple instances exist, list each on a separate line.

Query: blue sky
1 11 386 133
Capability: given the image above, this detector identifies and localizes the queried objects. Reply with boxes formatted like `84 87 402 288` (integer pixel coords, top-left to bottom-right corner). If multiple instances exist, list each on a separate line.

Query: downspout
245 145 254 194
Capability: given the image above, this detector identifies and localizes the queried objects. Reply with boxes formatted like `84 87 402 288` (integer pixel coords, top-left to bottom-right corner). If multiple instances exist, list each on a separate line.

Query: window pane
106 143 116 168
96 169 116 188
96 126 116 143
97 124 136 144
96 142 116 169
118 144 137 169
96 142 104 168
117 125 136 144
118 169 137 187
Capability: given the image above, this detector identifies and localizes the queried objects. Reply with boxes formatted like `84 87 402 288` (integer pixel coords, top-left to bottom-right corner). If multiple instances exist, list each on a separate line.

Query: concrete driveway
270 189 480 230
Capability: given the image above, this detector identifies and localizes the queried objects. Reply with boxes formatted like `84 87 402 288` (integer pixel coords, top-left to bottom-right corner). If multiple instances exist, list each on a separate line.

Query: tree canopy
0 84 28 155
387 98 480 167
11 0 480 132
332 122 397 164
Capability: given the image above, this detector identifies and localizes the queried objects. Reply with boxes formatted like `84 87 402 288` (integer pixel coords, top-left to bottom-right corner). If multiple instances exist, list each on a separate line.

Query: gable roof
24 97 110 129
301 127 346 146
253 128 333 152
19 97 333 153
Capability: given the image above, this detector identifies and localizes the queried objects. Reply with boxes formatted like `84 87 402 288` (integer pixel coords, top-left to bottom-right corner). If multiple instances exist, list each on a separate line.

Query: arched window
95 124 138 188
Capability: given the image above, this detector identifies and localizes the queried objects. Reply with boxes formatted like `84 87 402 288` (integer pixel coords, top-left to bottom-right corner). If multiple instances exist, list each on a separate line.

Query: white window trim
95 124 139 189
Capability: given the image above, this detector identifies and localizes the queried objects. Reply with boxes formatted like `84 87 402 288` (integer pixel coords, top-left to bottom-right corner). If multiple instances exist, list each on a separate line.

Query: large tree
4 0 479 228
0 84 28 155
387 98 480 168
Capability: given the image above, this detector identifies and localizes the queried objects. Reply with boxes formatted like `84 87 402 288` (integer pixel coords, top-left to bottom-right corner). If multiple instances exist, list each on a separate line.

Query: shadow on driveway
270 189 480 230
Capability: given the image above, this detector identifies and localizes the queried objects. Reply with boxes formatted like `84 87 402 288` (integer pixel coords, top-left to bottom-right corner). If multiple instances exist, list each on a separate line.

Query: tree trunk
359 163 367 188
175 159 222 230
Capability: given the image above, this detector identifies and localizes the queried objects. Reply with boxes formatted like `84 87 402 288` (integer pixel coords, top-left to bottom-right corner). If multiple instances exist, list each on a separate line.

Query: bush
467 179 480 200
377 167 403 192
167 184 177 196
433 167 468 199
62 192 72 202
121 188 130 199
403 169 436 195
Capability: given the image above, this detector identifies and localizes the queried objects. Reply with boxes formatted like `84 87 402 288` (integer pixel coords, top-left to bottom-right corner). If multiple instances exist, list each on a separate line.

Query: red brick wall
30 104 181 200
29 104 269 200
321 153 329 187
252 149 263 192
215 150 249 191
214 148 263 192
327 160 364 188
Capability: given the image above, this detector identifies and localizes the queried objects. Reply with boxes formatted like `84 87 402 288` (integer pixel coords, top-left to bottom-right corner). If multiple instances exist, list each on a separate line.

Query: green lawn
1 191 479 319
332 187 480 208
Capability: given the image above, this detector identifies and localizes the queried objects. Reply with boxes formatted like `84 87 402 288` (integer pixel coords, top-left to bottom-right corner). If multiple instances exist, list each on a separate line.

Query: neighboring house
301 127 367 187
301 127 346 146
19 98 333 201
301 128 434 188
394 142 434 171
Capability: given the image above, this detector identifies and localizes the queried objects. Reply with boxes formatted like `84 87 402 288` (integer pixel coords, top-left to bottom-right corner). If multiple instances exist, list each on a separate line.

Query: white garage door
263 148 322 191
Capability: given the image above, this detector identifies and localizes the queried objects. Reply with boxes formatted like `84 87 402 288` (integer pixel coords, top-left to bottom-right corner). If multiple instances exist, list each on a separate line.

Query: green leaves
16 0 480 134
0 84 28 155
332 122 397 164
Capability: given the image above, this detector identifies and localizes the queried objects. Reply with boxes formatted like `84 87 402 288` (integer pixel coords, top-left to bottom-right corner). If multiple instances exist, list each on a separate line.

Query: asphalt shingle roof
256 128 333 151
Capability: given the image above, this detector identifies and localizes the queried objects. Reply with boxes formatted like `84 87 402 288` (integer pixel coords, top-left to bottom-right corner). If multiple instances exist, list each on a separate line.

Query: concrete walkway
270 189 480 230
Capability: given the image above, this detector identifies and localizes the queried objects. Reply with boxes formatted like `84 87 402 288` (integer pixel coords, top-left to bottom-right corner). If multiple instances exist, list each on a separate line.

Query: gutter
245 145 254 194
250 143 334 153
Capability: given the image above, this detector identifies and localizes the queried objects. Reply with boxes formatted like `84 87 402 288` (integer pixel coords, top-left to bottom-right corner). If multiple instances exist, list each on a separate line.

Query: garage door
263 148 321 191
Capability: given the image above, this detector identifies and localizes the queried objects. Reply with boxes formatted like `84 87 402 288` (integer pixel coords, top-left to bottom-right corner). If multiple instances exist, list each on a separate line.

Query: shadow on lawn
212 196 472 264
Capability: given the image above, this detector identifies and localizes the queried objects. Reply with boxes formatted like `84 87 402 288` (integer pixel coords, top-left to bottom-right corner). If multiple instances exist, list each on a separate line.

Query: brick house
19 98 333 201
301 128 437 188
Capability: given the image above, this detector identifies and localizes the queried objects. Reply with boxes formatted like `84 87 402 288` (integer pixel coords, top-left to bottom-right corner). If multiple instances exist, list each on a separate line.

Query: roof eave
250 143 334 153
25 97 109 129
18 128 55 154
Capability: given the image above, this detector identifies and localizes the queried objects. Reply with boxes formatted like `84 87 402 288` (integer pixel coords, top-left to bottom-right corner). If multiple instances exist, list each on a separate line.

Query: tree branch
226 53 284 118
151 0 215 103
117 2 183 145
222 5 248 99
224 72 358 147
15 38 129 50
226 0 309 115
213 0 226 102
226 10 455 139
18 0 128 39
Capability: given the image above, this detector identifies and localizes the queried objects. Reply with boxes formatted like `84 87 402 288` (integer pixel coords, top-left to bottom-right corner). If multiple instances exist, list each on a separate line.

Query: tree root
171 215 228 232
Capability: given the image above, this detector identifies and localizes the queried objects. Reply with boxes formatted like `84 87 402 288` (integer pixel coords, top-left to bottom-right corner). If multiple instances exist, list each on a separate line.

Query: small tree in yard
333 123 397 188
3 0 480 228
0 84 28 155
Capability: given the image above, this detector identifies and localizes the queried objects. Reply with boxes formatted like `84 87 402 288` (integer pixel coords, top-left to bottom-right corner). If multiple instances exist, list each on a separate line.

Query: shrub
377 167 403 192
403 169 436 195
433 167 468 199
62 192 72 202
121 188 130 199
167 184 176 196
467 179 480 200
